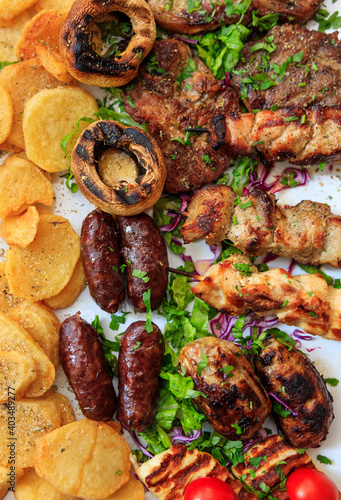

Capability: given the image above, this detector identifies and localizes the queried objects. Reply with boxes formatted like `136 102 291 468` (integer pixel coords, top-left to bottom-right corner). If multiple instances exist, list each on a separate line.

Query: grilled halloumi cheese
136 443 242 500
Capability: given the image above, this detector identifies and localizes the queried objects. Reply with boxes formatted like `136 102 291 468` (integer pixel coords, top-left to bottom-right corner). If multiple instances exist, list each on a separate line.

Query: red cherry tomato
286 468 339 500
184 477 238 500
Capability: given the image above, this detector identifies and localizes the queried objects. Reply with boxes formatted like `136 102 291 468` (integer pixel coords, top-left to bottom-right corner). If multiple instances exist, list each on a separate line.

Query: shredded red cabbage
288 259 297 274
222 72 231 89
262 253 279 264
170 427 202 444
172 34 198 44
306 347 321 352
181 243 222 275
242 428 268 454
210 311 278 343
116 412 154 458
268 391 298 416
243 164 310 196
291 329 313 342
159 194 189 233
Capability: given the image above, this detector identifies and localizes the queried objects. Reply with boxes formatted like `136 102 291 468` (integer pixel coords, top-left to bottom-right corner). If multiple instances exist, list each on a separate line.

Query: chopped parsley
234 263 253 276
132 269 150 283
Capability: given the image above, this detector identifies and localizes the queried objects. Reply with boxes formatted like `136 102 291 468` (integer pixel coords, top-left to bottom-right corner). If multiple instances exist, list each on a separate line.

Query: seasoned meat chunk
123 39 239 193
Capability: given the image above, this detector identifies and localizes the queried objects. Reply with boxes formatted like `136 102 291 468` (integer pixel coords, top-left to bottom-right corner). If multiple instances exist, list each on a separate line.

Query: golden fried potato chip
23 86 98 172
0 154 53 219
35 0 75 13
0 465 23 500
36 46 75 83
0 261 23 312
43 257 86 309
6 212 80 301
0 139 22 153
39 390 76 426
15 468 78 500
0 11 30 61
0 81 13 144
16 10 66 61
0 398 62 469
102 473 145 500
0 0 37 21
106 421 122 435
0 206 39 247
0 311 55 398
35 420 131 499
0 58 67 149
0 350 38 403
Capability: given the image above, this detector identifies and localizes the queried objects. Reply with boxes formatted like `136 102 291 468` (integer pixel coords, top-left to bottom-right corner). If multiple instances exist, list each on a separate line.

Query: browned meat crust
256 337 334 448
209 106 341 165
122 39 239 193
147 0 322 35
178 337 271 440
192 254 341 341
231 24 341 111
181 185 341 268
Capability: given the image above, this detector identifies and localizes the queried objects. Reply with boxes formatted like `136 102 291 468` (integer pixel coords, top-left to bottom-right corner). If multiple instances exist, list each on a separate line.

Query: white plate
2 1 341 497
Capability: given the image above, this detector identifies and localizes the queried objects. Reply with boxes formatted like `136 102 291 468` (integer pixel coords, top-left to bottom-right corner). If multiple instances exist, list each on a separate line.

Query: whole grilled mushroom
72 120 166 216
59 0 156 87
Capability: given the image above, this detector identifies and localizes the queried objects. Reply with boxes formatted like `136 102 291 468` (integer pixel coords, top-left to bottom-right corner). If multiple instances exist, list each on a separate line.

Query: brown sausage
118 321 165 432
81 209 125 313
256 336 334 448
60 312 116 421
118 213 169 312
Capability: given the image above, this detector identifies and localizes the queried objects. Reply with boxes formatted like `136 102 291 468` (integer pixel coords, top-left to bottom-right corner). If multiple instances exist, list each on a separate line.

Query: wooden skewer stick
184 127 209 133
166 208 189 217
168 267 203 281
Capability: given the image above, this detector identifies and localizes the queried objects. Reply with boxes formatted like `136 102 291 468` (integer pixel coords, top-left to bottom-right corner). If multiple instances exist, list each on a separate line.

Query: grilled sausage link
256 336 334 448
60 313 116 421
178 337 271 440
81 209 125 313
118 321 165 432
118 213 169 312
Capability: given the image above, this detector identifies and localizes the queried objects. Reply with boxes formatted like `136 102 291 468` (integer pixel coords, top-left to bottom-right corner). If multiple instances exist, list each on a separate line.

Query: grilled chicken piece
231 25 341 112
147 0 321 35
122 39 239 193
192 254 341 341
178 337 271 440
232 435 317 499
137 443 243 500
210 105 341 165
181 185 341 267
256 337 334 448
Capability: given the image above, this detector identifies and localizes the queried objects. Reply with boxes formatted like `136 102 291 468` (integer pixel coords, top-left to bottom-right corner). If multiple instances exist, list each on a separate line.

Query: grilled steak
181 185 341 268
122 39 239 193
231 24 341 112
147 0 322 35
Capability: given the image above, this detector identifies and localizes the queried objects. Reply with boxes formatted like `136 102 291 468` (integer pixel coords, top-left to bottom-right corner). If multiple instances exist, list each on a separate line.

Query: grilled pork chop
231 24 341 112
122 39 239 193
181 185 341 268
147 0 322 35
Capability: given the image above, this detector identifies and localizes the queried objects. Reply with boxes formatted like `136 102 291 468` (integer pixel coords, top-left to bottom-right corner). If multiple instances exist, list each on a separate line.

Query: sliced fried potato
0 11 30 61
0 58 67 149
0 311 55 398
16 10 66 61
15 468 78 500
0 465 24 500
6 212 80 301
106 420 122 435
36 46 75 83
0 82 13 144
0 154 53 219
23 86 98 172
102 473 145 500
0 350 38 403
0 0 38 21
0 139 22 153
43 256 85 309
0 261 23 312
38 390 75 426
0 398 62 469
35 0 76 13
0 206 39 247
35 420 131 499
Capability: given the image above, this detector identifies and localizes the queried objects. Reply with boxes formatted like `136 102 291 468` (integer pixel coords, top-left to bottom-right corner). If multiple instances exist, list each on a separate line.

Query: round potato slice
36 46 75 84
0 154 54 219
38 390 75 426
103 473 145 500
0 0 37 21
35 420 131 499
15 468 78 500
43 256 86 309
6 212 81 301
35 0 76 14
0 350 38 403
0 11 30 62
0 465 24 499
23 87 98 172
0 261 23 312
0 206 39 248
0 82 13 144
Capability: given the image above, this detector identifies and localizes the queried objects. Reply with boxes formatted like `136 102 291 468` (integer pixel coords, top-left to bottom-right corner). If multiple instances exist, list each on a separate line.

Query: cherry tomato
184 477 238 500
286 468 339 500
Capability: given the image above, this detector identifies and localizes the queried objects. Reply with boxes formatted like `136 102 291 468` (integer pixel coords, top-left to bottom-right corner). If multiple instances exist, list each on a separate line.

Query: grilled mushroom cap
59 0 156 87
72 120 166 216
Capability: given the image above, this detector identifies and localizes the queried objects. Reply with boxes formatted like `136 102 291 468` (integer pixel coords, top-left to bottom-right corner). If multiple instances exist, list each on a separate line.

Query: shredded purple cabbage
243 164 310 196
242 428 268 454
181 243 222 275
306 347 321 352
170 427 202 444
262 253 279 264
210 311 278 344
116 412 154 459
172 34 198 44
291 329 313 342
222 72 231 89
287 259 297 274
159 194 189 233
268 391 298 416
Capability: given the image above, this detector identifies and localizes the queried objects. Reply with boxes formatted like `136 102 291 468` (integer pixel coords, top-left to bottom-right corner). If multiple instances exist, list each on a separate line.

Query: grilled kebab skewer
181 185 341 268
191 254 341 341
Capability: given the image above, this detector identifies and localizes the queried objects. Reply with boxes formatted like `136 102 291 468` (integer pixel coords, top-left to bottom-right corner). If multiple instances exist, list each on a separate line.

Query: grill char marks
122 39 240 193
255 337 334 448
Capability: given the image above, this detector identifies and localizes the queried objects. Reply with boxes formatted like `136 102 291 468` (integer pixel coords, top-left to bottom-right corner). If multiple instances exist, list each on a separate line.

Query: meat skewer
181 184 341 268
191 254 341 341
